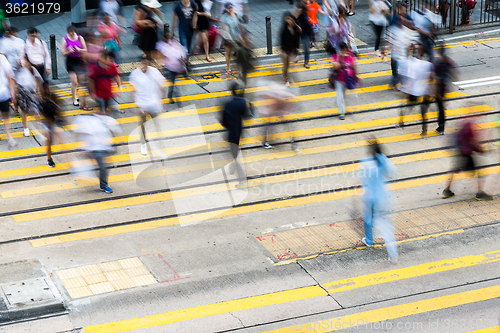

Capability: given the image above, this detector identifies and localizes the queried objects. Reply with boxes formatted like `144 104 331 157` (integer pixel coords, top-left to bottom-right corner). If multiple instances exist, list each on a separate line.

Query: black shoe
476 192 493 201
442 188 454 198
47 158 55 168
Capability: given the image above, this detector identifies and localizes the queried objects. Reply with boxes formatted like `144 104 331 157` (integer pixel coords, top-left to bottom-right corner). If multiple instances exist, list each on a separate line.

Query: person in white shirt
215 0 249 22
156 33 187 104
15 56 44 137
398 43 434 136
0 27 25 71
99 0 126 27
0 53 17 148
368 0 389 59
73 111 122 193
129 58 166 156
23 27 51 85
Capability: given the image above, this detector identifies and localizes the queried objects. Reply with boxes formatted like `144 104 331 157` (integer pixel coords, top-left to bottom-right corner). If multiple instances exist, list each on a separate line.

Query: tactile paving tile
56 257 157 299
254 199 500 262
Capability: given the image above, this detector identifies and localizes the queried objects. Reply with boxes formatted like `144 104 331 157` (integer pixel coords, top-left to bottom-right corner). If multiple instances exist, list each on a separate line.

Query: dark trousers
436 82 446 132
372 23 384 51
390 58 399 86
166 70 179 99
92 150 110 189
399 95 431 133
33 63 49 85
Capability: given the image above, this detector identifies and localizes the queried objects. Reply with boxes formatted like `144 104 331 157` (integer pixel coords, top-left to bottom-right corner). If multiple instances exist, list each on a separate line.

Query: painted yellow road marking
83 285 327 333
0 103 488 180
0 90 466 158
11 147 454 222
263 285 500 332
81 251 500 333
7 116 490 199
28 161 500 247
468 326 500 333
324 250 500 293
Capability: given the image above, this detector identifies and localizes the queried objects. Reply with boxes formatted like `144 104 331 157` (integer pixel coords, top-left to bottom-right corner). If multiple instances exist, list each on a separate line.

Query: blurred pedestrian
346 0 356 16
129 58 166 156
306 0 327 48
433 44 457 135
88 50 122 114
133 0 162 60
98 13 123 64
258 79 300 153
280 12 302 87
0 27 25 71
235 30 253 87
412 1 436 59
195 0 214 62
215 0 249 22
99 0 126 28
442 119 492 200
398 44 432 136
296 0 313 69
23 27 51 86
156 32 188 104
220 82 249 187
61 26 89 109
40 85 65 167
387 2 413 90
326 6 354 53
0 52 17 148
359 139 398 262
331 42 359 120
73 110 122 193
369 0 389 60
15 56 44 137
172 0 198 64
220 2 243 76
323 0 345 29
0 9 9 38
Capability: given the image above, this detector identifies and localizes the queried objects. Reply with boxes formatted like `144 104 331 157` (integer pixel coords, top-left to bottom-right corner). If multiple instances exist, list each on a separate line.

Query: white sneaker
7 138 17 148
24 128 30 137
140 144 148 156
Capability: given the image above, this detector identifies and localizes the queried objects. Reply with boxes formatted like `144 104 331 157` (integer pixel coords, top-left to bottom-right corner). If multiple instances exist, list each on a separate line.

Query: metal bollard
164 23 170 37
50 34 58 80
266 16 272 54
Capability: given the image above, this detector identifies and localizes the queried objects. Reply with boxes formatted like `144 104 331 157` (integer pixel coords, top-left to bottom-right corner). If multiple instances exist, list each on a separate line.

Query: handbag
103 39 120 52
131 21 145 35
328 69 338 88
344 70 358 90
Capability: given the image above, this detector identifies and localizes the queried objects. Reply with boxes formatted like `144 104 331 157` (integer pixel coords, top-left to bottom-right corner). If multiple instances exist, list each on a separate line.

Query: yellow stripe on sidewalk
263 285 500 332
83 285 327 333
324 250 500 293
28 162 500 247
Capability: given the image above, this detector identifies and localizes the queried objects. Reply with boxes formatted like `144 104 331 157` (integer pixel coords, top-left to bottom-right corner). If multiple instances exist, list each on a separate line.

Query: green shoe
476 192 493 201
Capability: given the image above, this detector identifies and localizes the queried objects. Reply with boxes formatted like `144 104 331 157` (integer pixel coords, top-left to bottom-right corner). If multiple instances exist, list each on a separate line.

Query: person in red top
88 50 122 113
306 0 326 48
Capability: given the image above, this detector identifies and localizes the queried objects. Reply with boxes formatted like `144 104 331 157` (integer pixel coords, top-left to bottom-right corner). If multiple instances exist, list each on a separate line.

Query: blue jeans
301 34 310 64
165 70 179 99
92 150 111 189
390 58 399 86
179 28 194 55
363 198 398 260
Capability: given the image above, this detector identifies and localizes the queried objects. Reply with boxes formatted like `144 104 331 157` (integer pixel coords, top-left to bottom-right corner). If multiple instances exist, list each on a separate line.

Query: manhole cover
2 278 55 305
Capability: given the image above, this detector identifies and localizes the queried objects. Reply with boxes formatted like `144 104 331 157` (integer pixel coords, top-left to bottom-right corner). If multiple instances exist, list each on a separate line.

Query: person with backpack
433 44 457 135
331 42 359 120
23 27 51 86
442 119 493 201
358 138 398 262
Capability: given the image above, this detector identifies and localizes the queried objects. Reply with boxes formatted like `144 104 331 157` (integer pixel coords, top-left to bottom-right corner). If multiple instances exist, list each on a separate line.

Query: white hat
141 0 162 8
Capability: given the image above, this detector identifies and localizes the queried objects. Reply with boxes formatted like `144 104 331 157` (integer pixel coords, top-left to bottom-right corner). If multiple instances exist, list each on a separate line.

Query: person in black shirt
172 0 198 62
280 12 302 87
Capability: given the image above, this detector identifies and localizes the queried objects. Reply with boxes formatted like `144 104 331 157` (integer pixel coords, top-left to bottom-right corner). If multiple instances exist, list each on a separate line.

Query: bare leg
202 31 211 62
282 52 290 85
69 72 78 104
225 44 232 74
2 111 14 141
20 108 28 129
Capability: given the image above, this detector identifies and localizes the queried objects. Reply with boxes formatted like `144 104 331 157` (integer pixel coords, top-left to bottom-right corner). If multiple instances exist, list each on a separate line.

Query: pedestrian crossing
1 39 500 332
